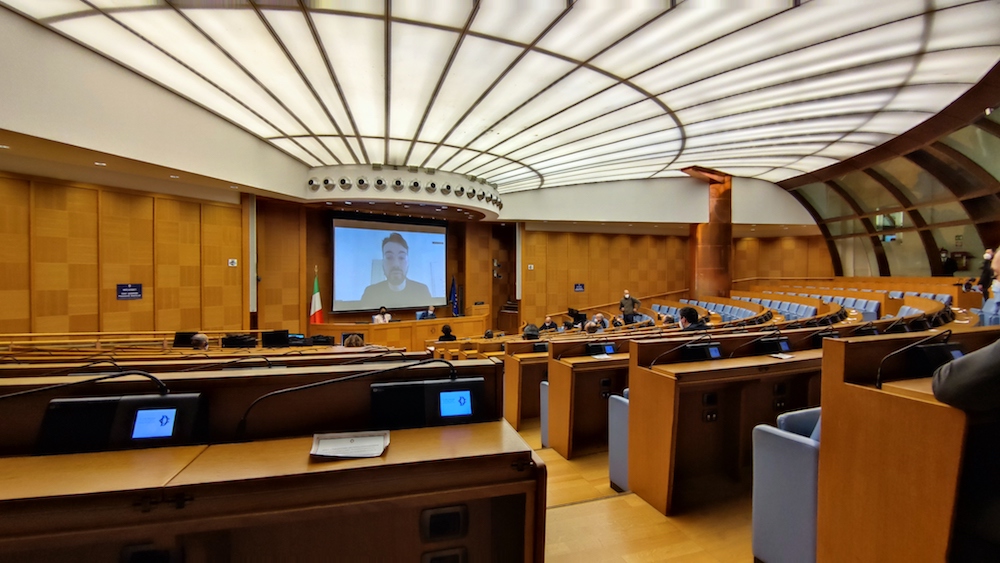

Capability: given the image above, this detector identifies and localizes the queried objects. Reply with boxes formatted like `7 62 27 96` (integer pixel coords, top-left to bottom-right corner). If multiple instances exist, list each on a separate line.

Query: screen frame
331 213 449 313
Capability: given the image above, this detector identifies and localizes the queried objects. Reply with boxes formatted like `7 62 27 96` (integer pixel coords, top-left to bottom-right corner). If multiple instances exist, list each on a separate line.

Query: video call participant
620 290 640 324
373 306 392 324
539 316 559 332
359 232 432 308
678 307 708 331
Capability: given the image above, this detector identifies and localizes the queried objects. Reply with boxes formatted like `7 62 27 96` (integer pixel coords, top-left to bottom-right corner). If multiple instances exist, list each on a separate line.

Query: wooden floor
517 418 754 562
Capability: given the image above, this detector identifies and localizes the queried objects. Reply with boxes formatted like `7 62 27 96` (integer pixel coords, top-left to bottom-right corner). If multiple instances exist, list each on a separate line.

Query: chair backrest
842 297 856 308
864 300 880 313
760 299 771 308
905 291 919 297
889 291 903 299
750 298 761 304
832 296 844 305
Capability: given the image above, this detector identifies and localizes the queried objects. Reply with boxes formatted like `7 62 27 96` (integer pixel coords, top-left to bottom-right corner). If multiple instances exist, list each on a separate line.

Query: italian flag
309 274 323 324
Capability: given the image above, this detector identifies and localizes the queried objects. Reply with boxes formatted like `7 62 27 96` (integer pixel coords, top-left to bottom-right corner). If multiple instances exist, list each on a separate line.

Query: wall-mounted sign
116 284 142 300
574 283 585 292
228 259 238 267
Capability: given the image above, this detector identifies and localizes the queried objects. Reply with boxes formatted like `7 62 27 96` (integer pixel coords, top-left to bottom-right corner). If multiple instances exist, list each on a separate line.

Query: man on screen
360 232 432 308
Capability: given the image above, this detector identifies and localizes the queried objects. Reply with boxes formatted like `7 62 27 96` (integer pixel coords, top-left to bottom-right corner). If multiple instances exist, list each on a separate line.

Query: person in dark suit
940 248 959 277
978 247 994 295
539 316 559 332
593 313 608 329
932 337 1000 561
421 305 437 320
438 324 457 341
678 306 708 331
359 232 433 308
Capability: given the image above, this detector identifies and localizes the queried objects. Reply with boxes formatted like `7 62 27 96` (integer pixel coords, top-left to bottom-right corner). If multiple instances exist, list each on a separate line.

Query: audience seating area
731 295 818 321
971 298 1000 326
674 299 759 323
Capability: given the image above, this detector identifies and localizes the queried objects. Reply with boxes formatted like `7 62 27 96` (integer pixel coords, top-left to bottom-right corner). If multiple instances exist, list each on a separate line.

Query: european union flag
449 277 459 316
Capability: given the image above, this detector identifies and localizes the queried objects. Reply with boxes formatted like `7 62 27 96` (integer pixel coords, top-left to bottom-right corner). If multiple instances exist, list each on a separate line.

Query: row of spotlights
309 177 500 205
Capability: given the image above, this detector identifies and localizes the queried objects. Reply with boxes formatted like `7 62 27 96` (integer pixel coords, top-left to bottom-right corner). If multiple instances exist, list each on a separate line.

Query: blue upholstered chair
889 290 903 299
540 381 549 448
608 388 629 492
752 407 821 563
860 299 880 321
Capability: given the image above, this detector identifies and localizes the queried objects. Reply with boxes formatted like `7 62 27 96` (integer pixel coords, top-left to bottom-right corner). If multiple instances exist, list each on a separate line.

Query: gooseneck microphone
0 370 170 402
649 333 711 367
874 330 952 389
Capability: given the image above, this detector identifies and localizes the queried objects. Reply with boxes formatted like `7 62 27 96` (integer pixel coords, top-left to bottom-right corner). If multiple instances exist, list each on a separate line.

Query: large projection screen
333 219 447 312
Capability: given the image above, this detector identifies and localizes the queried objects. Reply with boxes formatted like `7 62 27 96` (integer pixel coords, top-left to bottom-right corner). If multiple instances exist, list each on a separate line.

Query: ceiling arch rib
862 168 943 275
786 190 844 276
824 180 890 276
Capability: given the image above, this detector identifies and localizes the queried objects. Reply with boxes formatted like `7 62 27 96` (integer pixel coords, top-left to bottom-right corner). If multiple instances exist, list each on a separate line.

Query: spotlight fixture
477 190 485 200
409 179 421 192
455 186 465 197
338 177 352 190
441 184 452 195
323 178 335 191
374 177 387 190
425 182 437 193
392 178 404 191
467 188 476 199
308 177 320 190
356 177 368 189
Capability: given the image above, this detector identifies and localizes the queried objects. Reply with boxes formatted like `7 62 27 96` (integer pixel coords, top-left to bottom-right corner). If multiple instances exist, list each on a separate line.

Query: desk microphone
236 358 457 438
342 351 407 365
649 333 710 367
179 356 272 372
791 325 839 345
848 321 878 336
882 314 909 334
875 330 951 389
728 328 782 358
38 359 122 378
0 370 170 402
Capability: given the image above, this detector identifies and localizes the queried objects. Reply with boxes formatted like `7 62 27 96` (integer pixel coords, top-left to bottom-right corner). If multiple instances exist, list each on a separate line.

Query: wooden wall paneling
305 208 332 326
566 232 589 310
99 191 154 332
299 207 307 332
31 183 99 333
490 223 515 321
154 198 201 331
0 178 31 332
608 234 632 303
201 204 243 331
733 238 760 282
807 236 835 277
463 222 492 322
546 232 569 316
256 201 302 332
520 229 545 324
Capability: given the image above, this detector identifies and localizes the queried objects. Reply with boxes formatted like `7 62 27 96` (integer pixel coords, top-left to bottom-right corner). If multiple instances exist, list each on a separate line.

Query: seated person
420 305 437 320
483 329 494 339
584 321 600 334
562 320 575 332
523 323 540 340
373 306 392 324
611 315 625 328
933 331 1000 559
593 313 608 329
343 334 365 347
539 316 559 332
191 333 209 350
678 307 709 331
438 324 457 341
658 313 675 325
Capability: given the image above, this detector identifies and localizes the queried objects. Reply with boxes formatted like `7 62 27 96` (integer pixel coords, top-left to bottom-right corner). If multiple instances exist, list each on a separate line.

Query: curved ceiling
4 0 998 194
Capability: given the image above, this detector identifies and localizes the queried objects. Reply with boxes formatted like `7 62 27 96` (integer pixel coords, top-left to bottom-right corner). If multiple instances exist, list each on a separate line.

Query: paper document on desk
310 431 390 459
590 353 610 359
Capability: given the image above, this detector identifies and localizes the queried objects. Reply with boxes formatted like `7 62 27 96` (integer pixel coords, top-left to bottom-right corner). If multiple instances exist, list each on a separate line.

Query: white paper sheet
310 431 390 459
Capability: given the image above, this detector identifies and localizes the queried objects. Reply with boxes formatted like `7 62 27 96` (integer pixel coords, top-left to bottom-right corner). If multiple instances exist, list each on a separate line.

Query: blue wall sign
574 283 585 292
117 284 142 300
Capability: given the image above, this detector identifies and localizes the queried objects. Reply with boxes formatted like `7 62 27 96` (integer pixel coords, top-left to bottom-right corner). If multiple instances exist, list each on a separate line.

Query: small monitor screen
779 340 790 352
604 344 615 354
439 390 472 418
132 408 177 439
950 349 964 360
709 346 721 359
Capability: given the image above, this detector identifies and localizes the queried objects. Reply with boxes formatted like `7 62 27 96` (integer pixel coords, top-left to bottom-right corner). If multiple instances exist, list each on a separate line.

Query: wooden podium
0 421 546 562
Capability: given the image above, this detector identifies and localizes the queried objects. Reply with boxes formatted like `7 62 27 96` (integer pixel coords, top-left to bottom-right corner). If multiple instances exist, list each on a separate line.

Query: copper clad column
684 167 732 299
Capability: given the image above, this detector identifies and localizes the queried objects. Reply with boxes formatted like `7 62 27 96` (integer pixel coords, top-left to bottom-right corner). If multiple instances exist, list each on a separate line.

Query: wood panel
520 230 688 324
0 178 30 332
464 222 492 322
201 203 244 331
99 191 154 332
733 235 833 282
154 198 201 331
305 207 332 327
31 182 99 333
257 200 302 332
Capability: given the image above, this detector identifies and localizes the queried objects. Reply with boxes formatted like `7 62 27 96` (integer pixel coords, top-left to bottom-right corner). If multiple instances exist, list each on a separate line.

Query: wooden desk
310 313 489 351
629 350 823 515
547 353 630 459
817 329 1000 562
0 359 503 456
0 421 546 562
503 352 548 430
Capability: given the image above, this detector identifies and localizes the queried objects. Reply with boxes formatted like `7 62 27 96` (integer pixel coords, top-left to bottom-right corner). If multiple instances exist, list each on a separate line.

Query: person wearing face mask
978 247 995 297
373 306 391 324
619 289 641 324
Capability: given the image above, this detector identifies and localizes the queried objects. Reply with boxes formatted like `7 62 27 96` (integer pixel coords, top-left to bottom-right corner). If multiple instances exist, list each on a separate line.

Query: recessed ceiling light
169 175 180 179
94 162 106 166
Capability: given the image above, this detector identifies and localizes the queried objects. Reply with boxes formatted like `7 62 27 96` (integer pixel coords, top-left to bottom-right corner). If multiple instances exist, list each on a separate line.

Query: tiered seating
970 298 1000 326
733 295 818 321
677 299 758 323
762 290 876 321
